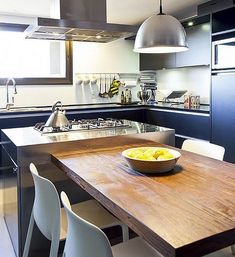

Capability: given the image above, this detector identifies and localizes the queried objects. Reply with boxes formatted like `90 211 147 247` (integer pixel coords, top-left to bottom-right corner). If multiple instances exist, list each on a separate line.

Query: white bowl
122 147 181 174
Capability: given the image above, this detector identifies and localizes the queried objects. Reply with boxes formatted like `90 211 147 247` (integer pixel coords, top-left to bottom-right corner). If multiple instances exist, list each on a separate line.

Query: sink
0 107 45 113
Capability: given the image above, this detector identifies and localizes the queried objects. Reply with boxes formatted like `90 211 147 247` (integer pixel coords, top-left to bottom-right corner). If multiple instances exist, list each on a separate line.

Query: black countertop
0 102 210 118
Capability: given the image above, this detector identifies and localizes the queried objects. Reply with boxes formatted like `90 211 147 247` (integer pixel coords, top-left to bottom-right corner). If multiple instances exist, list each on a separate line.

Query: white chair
23 163 129 257
181 139 225 160
181 139 235 256
61 191 163 257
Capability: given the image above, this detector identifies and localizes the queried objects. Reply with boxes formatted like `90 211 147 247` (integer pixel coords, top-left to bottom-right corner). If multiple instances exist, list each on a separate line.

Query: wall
0 39 140 108
0 0 51 17
156 66 210 104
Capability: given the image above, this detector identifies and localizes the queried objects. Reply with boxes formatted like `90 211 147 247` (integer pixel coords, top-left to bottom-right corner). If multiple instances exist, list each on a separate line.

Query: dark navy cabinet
211 73 235 163
176 23 211 67
212 6 235 34
145 109 210 147
0 107 145 137
69 108 145 122
140 20 211 70
140 53 176 70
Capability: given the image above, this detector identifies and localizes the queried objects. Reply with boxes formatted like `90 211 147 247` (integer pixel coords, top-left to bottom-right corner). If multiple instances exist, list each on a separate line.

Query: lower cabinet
144 109 211 148
68 108 145 122
0 108 145 135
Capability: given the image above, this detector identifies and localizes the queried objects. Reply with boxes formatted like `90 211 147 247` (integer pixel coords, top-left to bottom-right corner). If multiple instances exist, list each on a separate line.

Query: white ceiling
107 0 209 25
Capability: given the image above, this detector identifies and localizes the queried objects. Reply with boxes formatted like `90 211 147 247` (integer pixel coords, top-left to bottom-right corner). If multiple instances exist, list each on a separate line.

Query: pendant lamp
134 0 188 53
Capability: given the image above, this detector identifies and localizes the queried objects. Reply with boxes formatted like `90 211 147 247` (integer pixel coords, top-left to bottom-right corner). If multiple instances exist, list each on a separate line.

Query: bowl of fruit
122 147 181 173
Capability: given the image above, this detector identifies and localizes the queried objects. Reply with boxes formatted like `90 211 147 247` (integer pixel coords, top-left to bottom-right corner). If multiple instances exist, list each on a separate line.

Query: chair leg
22 213 35 257
120 224 129 242
231 245 235 255
49 235 60 257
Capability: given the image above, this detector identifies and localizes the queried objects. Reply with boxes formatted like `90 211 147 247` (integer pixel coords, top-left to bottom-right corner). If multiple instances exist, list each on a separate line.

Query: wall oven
212 34 235 72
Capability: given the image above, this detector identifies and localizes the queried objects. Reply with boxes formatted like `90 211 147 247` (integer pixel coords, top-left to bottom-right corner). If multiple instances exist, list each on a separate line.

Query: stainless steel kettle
45 101 70 128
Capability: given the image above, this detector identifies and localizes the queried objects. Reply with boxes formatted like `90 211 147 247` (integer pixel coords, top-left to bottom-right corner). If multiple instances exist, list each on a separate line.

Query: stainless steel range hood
25 0 138 43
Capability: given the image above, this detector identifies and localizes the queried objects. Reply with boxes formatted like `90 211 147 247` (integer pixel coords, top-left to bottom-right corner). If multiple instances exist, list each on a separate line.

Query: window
0 25 72 85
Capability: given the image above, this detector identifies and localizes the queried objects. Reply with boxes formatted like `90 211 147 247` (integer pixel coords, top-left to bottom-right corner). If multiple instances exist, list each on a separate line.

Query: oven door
212 37 235 71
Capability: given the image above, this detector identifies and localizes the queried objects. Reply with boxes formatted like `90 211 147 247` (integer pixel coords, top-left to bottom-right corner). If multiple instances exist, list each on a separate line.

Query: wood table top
52 141 235 257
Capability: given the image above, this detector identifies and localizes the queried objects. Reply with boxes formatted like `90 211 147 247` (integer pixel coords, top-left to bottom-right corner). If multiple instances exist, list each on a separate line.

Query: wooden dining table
51 140 235 257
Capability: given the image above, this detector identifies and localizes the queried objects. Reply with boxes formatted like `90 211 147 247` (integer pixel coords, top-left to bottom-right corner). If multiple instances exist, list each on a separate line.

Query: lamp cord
159 0 163 14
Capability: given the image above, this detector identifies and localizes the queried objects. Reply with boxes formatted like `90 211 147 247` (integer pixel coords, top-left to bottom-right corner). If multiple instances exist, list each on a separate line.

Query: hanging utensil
102 74 109 98
108 74 113 98
98 74 103 97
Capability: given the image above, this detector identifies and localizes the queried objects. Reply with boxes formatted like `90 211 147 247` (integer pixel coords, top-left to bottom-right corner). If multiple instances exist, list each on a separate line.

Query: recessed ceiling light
188 21 194 26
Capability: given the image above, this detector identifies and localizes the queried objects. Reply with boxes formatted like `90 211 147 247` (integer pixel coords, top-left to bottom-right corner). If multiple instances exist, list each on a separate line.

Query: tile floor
0 215 234 257
0 216 16 257
205 247 234 257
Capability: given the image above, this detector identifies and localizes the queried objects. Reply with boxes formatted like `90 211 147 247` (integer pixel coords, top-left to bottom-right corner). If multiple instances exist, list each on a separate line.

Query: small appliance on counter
161 90 187 105
137 71 157 105
137 90 151 104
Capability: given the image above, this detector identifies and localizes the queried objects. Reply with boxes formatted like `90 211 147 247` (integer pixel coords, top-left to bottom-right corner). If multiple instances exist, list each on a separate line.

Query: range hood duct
25 0 138 43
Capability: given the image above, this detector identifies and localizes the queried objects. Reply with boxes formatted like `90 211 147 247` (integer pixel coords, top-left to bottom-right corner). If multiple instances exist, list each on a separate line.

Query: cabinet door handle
214 45 218 65
0 166 17 171
0 141 11 145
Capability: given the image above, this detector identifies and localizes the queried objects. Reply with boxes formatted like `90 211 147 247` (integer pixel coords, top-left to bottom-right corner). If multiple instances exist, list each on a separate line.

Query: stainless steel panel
24 0 138 43
60 0 107 22
1 142 18 257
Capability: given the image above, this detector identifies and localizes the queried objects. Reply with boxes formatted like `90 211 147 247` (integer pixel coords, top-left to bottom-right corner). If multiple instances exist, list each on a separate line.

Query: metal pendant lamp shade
134 1 188 53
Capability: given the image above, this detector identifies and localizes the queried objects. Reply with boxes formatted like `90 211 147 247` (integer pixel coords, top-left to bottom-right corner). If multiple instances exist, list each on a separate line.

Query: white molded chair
181 139 225 161
181 139 235 255
61 191 163 257
23 163 129 257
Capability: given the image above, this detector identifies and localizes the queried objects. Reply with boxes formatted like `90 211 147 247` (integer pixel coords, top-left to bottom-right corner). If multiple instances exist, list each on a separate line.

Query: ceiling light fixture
188 21 194 26
134 0 188 54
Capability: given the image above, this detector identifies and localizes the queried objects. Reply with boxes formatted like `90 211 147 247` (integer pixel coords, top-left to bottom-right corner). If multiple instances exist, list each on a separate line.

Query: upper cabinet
212 6 235 34
176 22 211 67
140 53 176 71
140 17 211 71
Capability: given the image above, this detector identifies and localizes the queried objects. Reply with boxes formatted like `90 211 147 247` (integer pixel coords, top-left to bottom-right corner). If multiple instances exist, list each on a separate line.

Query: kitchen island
1 121 174 257
0 102 210 150
52 140 235 257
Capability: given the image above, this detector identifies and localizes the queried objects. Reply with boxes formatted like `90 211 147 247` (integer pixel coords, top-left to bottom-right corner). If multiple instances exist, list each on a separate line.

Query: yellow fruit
127 147 174 161
135 153 145 160
128 149 143 158
144 148 154 154
164 153 174 159
153 152 160 159
156 149 168 155
157 153 174 160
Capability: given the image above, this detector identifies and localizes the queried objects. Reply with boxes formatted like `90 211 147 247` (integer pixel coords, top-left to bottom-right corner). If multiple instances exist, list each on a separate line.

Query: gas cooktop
34 118 132 134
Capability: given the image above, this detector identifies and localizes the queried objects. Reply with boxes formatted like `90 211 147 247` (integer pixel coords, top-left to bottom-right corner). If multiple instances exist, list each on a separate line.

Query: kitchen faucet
6 78 17 110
